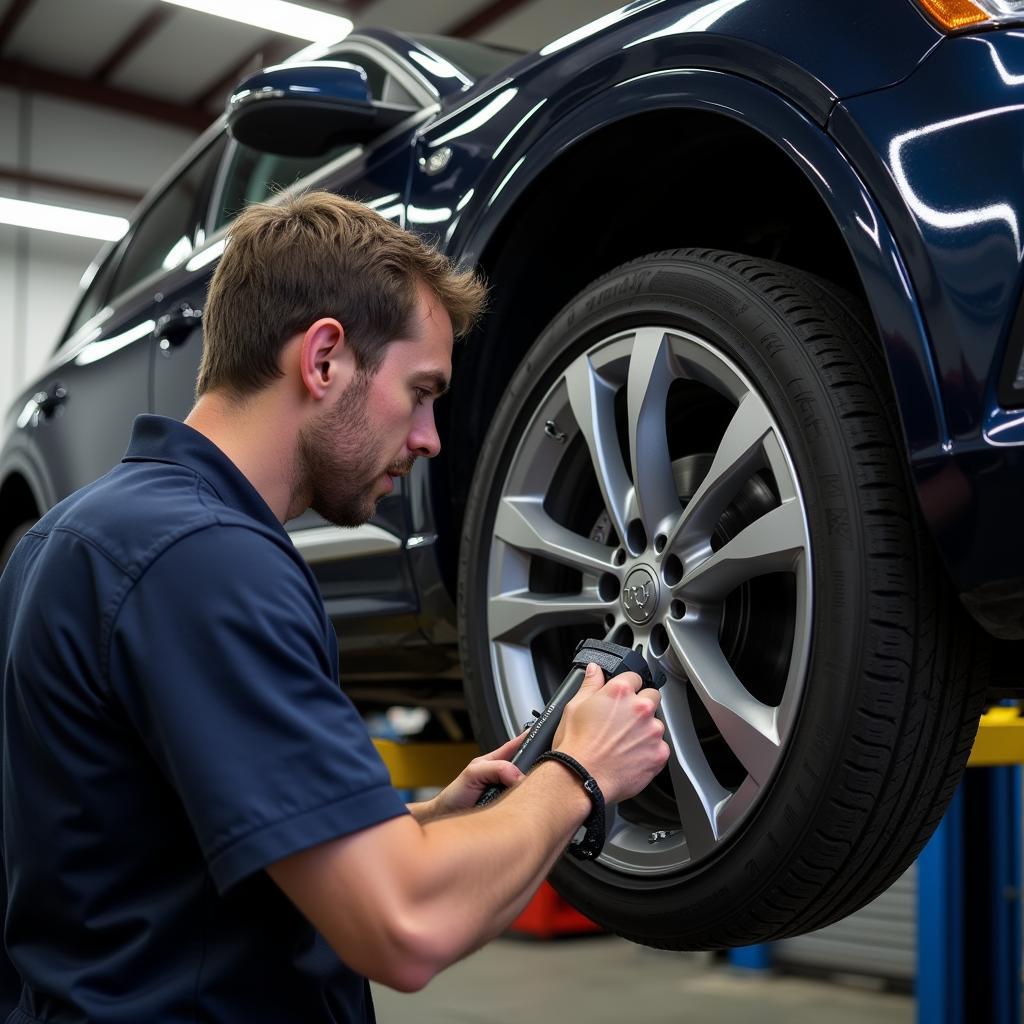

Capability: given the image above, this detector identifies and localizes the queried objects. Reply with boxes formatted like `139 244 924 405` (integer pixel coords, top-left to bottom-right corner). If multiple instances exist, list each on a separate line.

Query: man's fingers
483 729 529 763
608 670 643 693
575 662 606 695
494 761 525 788
637 686 662 709
468 759 523 789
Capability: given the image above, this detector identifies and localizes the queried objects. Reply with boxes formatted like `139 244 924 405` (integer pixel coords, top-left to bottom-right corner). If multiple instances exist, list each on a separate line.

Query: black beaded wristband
536 750 606 860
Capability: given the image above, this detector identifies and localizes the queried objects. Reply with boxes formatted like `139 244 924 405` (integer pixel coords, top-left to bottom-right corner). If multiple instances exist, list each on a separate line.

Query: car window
214 140 355 229
109 137 226 301
61 247 120 346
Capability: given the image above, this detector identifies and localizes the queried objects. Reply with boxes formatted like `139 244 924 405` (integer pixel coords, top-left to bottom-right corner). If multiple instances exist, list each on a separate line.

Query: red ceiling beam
0 0 34 53
0 59 210 132
446 0 533 38
93 6 172 83
0 166 144 205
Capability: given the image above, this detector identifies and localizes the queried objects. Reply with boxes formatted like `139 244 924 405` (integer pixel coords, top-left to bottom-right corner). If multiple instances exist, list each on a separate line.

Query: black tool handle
475 639 664 807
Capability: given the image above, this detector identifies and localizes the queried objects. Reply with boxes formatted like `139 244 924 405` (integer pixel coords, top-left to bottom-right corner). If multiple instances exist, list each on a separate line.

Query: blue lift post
728 943 772 971
916 786 966 1024
916 764 1022 1024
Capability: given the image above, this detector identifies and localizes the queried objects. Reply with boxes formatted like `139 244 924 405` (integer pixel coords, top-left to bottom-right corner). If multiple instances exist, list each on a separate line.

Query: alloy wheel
486 326 813 875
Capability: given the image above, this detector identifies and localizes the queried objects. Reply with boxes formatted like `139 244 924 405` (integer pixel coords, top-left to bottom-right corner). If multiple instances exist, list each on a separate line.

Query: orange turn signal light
916 0 991 30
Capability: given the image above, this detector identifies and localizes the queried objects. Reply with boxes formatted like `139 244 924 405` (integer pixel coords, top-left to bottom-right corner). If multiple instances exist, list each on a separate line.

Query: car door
149 45 441 679
21 135 226 503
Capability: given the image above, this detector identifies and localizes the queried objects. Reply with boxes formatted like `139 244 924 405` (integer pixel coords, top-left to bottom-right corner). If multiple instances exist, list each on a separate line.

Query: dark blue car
2 0 1022 947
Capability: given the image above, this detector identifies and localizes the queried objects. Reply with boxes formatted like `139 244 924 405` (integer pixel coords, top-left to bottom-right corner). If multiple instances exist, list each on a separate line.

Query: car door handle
155 303 202 350
32 382 68 417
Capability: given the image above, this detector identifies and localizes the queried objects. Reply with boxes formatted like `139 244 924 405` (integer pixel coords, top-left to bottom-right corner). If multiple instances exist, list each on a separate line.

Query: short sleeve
106 525 408 892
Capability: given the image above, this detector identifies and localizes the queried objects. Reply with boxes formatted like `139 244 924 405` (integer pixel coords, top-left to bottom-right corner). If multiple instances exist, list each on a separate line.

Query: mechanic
0 190 670 1023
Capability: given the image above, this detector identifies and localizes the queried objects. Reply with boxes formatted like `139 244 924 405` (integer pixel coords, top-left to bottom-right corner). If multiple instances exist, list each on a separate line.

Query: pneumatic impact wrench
476 638 665 807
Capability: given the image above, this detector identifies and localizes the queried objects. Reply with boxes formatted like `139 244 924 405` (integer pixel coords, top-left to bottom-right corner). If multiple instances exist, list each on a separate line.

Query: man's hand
552 662 669 804
408 732 527 822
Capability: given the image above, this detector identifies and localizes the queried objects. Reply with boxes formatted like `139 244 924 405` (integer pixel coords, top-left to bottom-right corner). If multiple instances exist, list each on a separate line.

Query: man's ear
297 318 354 400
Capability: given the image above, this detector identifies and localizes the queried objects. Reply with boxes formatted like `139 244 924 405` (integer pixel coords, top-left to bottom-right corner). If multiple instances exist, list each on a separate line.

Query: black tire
458 249 988 948
0 520 35 574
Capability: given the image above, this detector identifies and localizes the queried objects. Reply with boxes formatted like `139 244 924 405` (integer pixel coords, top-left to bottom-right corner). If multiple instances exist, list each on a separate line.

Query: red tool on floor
509 882 603 940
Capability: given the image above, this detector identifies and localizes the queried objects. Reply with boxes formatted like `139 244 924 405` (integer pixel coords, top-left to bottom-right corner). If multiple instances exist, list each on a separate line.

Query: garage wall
0 226 104 417
0 84 197 418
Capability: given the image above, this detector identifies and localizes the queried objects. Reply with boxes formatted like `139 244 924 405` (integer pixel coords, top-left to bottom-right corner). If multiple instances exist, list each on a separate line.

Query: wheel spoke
666 390 774 554
488 589 606 644
667 620 781 785
494 496 615 576
676 498 805 602
564 353 632 543
627 328 680 538
660 679 729 861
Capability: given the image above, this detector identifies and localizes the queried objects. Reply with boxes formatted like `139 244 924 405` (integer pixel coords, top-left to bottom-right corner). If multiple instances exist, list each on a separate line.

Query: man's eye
415 388 431 405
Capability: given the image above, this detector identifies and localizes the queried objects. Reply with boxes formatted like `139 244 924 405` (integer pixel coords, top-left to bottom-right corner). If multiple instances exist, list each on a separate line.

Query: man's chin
312 497 378 530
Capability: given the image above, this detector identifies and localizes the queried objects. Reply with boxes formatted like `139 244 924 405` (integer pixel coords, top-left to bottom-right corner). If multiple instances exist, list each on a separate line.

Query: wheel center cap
622 565 659 625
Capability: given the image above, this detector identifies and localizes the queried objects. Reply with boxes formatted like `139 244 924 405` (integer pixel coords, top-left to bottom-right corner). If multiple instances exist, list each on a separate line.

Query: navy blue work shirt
0 415 409 1022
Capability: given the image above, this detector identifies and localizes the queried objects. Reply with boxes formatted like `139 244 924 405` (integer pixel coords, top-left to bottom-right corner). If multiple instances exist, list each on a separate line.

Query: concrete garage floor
372 934 913 1023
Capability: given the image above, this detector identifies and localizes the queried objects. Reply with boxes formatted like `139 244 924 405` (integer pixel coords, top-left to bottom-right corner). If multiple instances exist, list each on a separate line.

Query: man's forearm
413 759 591 954
269 758 592 991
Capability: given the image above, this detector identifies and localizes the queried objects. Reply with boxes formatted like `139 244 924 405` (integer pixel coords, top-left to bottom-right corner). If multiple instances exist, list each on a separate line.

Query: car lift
373 709 1024 1021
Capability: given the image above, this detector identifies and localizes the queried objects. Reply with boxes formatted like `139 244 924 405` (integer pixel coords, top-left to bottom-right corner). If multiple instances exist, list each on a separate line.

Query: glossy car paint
831 30 1024 600
394 0 1023 626
4 0 1024 670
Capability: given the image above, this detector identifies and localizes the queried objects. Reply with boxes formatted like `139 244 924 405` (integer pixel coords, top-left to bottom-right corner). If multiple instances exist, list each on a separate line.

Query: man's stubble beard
297 371 413 528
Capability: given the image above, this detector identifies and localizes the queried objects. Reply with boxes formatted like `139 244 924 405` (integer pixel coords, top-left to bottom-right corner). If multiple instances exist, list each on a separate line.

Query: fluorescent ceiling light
0 197 128 241
161 0 352 42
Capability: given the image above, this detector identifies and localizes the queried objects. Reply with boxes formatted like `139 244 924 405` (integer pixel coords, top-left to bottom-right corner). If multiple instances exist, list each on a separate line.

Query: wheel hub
621 565 659 625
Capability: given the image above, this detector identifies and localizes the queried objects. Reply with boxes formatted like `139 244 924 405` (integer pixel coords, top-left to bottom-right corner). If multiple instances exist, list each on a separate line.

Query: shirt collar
122 415 288 538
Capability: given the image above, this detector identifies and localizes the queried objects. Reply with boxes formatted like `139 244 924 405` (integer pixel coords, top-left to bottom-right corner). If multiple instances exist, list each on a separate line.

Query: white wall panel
26 92 195 198
0 228 17 419
0 224 107 417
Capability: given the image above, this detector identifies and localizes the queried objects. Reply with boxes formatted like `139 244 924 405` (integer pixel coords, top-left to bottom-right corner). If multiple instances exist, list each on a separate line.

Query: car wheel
458 249 988 948
0 520 35 574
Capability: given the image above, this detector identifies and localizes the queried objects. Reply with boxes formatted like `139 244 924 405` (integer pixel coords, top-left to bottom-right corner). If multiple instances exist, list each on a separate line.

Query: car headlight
916 0 1024 31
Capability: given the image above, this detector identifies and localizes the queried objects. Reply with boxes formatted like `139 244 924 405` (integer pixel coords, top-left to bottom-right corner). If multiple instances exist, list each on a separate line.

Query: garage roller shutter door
772 864 916 982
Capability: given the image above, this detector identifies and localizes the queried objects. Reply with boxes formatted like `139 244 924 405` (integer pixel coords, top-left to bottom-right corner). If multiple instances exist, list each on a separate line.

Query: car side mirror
226 61 417 157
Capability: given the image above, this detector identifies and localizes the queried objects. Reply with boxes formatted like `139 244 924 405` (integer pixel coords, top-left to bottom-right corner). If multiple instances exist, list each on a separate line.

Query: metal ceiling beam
446 0 534 38
0 59 210 132
0 0 34 54
0 166 144 205
93 6 172 83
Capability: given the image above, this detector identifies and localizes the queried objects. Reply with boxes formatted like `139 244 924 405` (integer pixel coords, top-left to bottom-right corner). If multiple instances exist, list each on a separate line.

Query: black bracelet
535 750 606 860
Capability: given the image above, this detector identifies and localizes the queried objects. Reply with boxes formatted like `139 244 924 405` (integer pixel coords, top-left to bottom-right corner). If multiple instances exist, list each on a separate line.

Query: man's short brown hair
196 190 486 399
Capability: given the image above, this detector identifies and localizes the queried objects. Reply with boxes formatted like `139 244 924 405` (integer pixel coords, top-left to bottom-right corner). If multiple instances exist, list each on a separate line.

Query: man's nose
409 409 441 459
